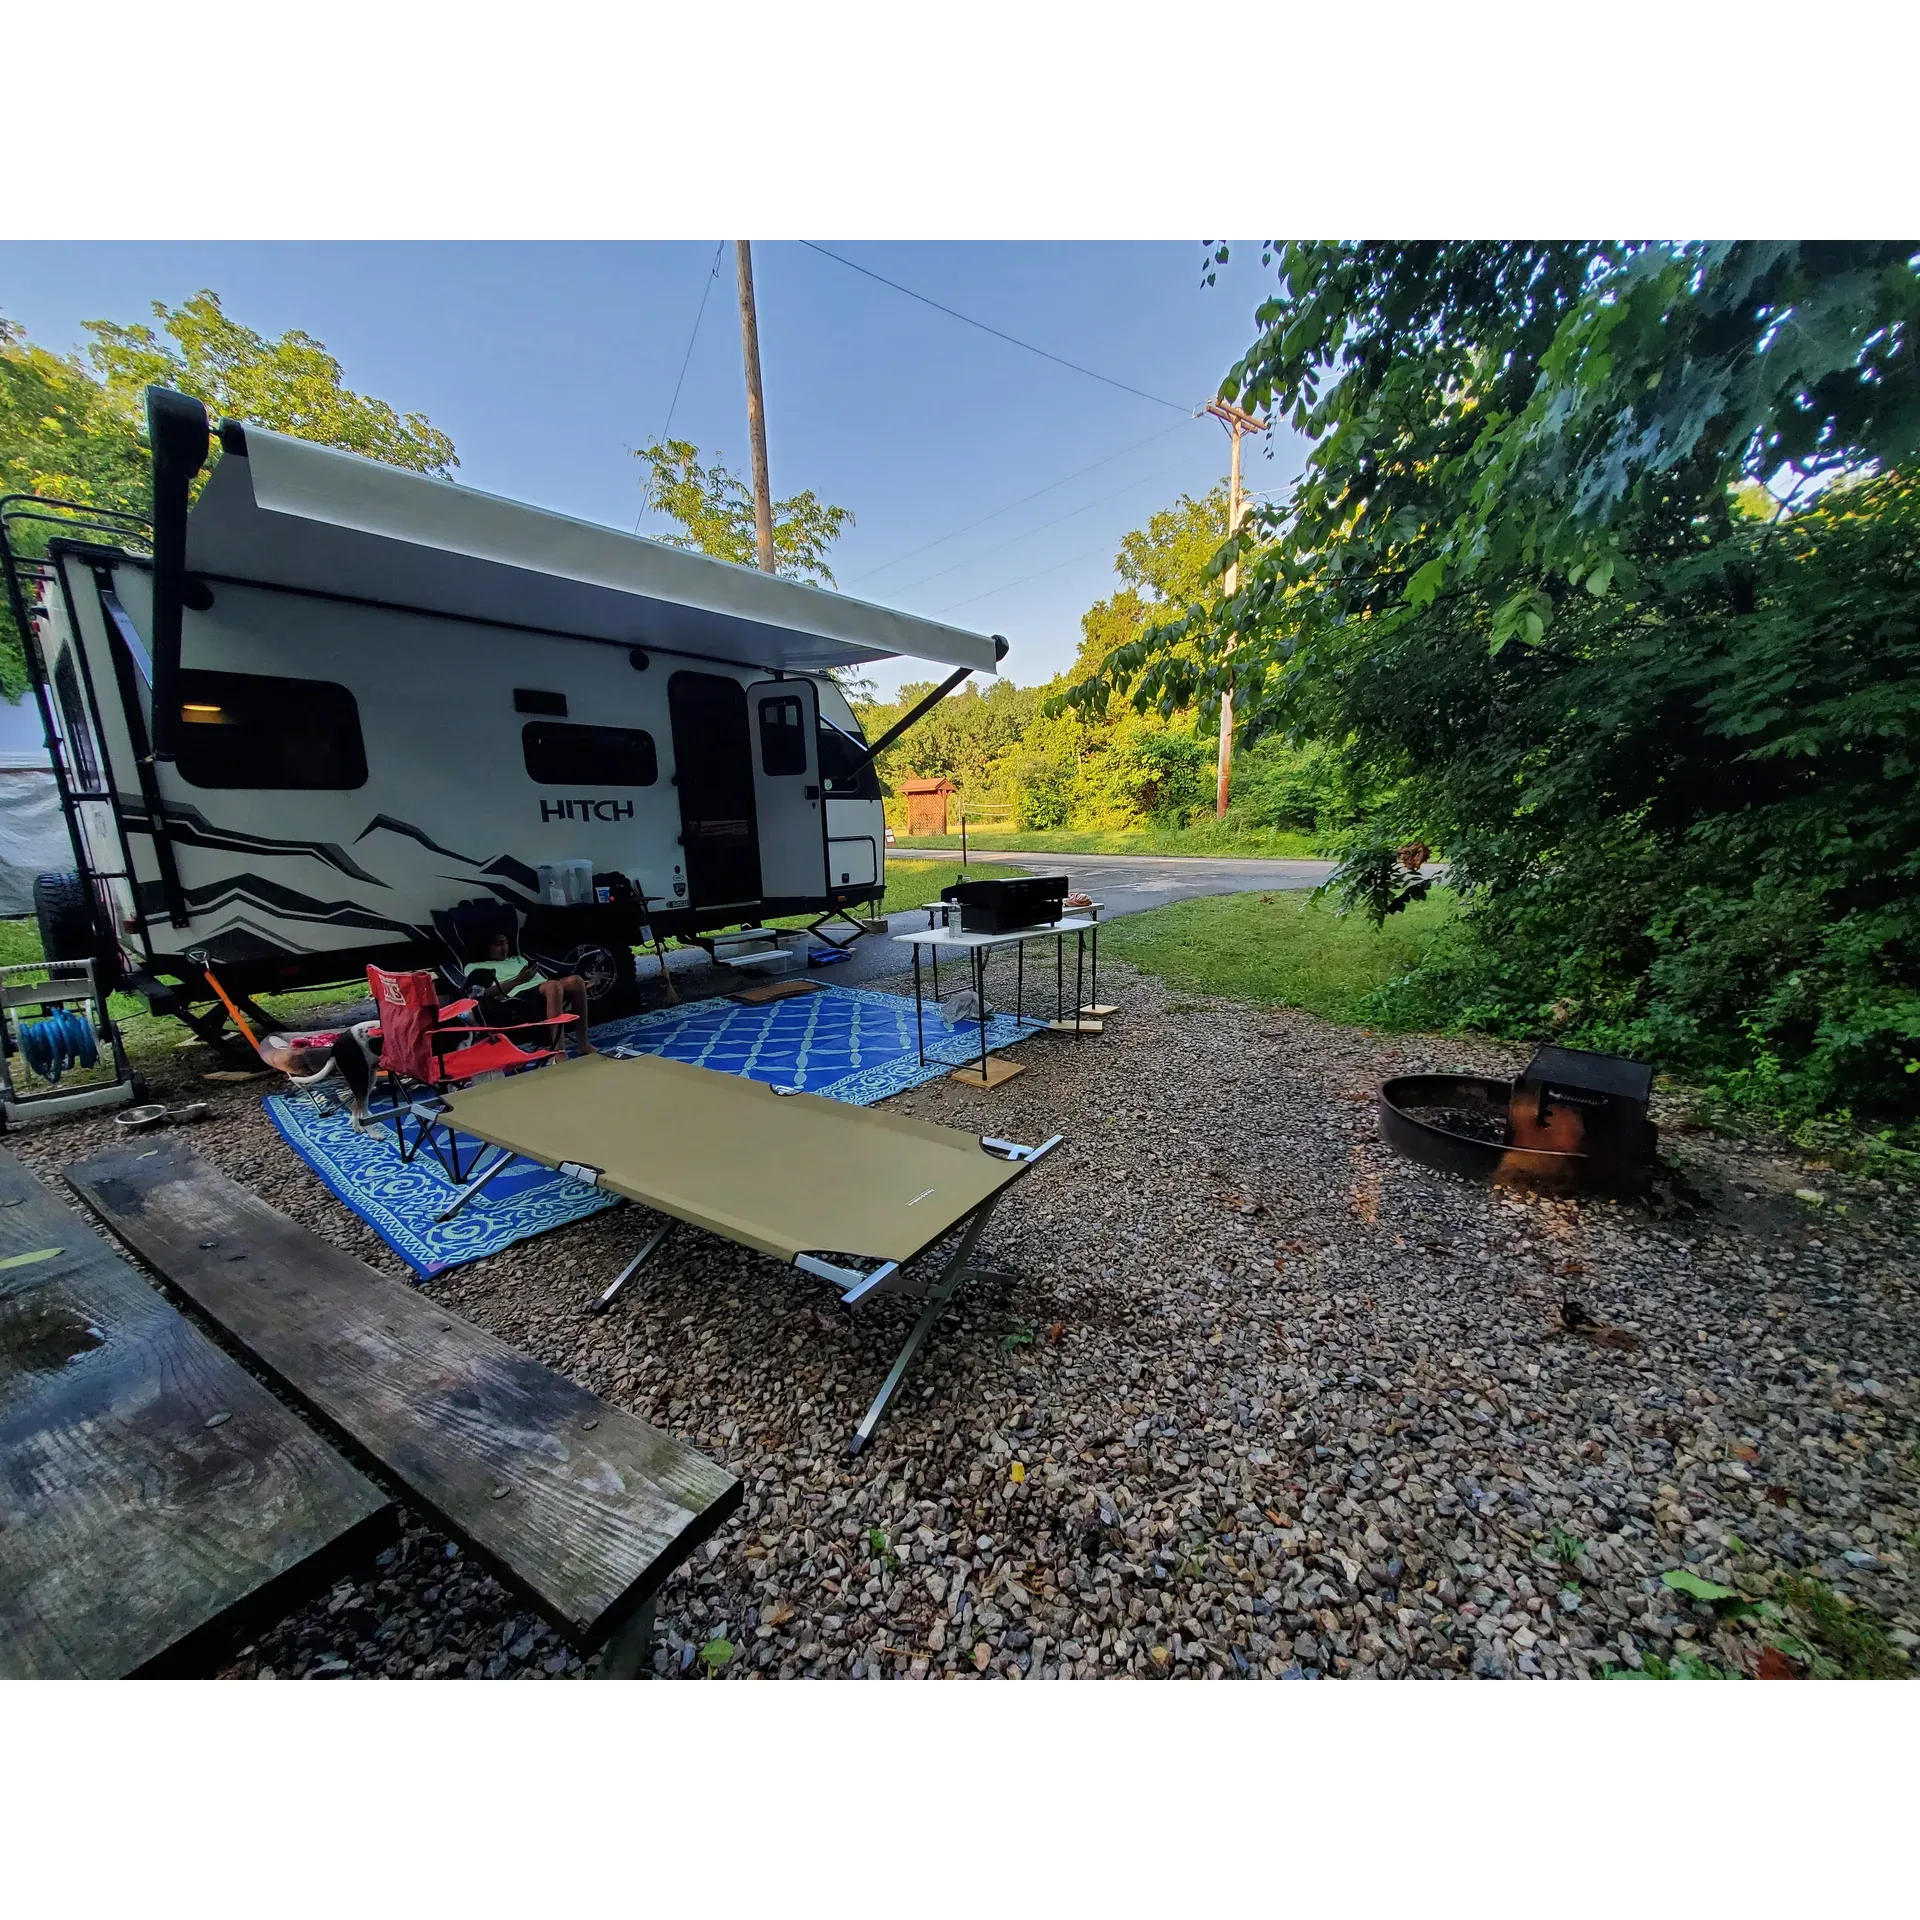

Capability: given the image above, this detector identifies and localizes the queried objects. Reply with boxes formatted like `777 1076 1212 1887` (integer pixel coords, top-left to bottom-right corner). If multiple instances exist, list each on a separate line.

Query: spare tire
34 871 97 963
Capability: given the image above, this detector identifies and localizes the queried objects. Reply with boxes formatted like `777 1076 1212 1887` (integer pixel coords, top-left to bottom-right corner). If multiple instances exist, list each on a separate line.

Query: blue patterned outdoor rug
591 981 1037 1101
265 984 1037 1278
263 1095 620 1278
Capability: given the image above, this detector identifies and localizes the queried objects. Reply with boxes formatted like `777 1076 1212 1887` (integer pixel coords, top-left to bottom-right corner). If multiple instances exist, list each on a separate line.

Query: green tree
1069 484 1229 685
0 317 150 517
634 437 852 584
1073 242 1920 724
84 291 456 475
2 296 458 697
1043 483 1317 832
1 318 153 696
866 677 1041 803
1071 241 1920 1126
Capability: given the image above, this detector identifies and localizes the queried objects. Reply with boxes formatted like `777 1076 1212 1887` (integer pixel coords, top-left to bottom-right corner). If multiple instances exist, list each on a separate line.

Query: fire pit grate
1377 1048 1658 1197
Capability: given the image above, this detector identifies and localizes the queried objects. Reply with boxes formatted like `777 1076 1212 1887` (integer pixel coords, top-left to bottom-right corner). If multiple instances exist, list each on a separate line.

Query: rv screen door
747 678 828 903
668 671 761 911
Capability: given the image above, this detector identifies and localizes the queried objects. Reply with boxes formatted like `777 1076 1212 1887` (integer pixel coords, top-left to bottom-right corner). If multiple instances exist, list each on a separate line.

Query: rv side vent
514 688 568 717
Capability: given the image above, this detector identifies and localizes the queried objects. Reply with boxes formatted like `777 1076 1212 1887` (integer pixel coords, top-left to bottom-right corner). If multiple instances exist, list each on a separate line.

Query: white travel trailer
0 387 1002 1050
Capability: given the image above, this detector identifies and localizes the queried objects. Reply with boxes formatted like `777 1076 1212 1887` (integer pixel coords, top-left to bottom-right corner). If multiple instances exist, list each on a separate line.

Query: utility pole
734 241 777 573
1206 398 1265 817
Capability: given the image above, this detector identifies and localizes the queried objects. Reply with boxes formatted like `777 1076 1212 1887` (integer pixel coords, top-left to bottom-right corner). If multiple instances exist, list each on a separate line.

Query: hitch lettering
541 798 637 822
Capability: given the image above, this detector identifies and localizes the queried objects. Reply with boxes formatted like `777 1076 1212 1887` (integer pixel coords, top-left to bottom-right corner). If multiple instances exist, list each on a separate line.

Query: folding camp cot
438 1053 1062 1452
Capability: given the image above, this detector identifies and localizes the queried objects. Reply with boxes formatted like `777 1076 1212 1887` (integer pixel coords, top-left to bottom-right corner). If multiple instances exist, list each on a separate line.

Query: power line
889 468 1175 599
636 242 724 531
799 241 1194 413
846 418 1192 586
663 242 724 442
933 537 1125 617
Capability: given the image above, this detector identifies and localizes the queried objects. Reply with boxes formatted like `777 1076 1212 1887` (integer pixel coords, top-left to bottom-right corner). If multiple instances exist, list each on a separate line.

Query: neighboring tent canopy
0 747 71 918
183 420 1003 676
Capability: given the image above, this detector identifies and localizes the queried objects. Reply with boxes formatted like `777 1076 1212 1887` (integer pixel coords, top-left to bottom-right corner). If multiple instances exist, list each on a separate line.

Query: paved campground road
812 847 1338 993
635 849 1337 996
912 847 1338 921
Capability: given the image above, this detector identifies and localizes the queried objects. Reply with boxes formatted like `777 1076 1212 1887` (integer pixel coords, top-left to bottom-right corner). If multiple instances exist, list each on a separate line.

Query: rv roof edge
157 389 1003 678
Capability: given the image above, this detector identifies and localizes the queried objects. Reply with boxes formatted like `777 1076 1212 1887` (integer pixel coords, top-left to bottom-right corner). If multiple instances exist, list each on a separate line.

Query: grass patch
1097 888 1459 1026
874 858 1028 915
766 858 1030 930
0 916 396 1071
1778 1574 1908 1678
892 824 1322 859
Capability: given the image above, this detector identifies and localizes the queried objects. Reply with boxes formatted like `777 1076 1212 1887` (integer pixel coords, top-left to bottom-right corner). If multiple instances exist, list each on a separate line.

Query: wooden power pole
734 241 777 573
1207 398 1265 817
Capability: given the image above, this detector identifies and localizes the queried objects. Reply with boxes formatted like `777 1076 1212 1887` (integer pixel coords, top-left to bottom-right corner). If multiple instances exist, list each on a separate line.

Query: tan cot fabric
442 1053 1027 1265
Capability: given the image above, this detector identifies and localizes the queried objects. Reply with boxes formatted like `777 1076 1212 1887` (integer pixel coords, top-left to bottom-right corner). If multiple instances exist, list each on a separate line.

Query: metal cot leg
432 1145 518 1223
590 1218 678 1314
849 1197 1001 1455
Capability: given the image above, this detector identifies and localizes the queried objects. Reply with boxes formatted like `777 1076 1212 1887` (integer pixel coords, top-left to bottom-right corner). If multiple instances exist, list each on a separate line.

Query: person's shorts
487 989 550 1028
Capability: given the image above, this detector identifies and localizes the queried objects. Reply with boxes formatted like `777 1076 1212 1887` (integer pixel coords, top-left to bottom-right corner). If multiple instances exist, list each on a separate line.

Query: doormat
264 985 1039 1278
729 978 824 1004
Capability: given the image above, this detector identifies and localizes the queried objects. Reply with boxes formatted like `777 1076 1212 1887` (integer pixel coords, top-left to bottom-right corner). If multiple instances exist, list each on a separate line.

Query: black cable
933 537 1127 618
846 418 1192 586
636 242 725 531
889 468 1176 599
799 241 1193 413
663 242 724 442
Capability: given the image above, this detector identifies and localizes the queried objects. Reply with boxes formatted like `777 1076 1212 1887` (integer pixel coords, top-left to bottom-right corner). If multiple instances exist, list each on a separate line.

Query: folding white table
894 915 1100 1084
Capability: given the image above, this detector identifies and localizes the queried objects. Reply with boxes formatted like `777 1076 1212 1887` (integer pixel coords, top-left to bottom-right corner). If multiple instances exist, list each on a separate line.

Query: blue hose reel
18 1006 100 1083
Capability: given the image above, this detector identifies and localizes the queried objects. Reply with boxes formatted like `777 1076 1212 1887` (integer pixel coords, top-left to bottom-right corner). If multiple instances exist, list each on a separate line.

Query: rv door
746 678 828 903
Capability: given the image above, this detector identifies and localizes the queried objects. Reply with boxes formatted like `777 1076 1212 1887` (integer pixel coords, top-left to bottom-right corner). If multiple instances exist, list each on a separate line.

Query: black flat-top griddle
940 874 1069 934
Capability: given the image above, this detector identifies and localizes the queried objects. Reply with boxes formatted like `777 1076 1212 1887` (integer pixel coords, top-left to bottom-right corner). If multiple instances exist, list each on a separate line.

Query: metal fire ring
1376 1072 1591 1193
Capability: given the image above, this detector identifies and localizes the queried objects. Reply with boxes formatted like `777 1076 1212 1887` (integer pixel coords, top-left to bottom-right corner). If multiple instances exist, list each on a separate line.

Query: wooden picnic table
0 1146 392 1678
68 1141 741 1674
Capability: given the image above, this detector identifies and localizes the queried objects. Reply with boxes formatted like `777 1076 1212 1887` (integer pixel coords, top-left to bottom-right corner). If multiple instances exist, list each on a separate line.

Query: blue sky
0 241 1305 700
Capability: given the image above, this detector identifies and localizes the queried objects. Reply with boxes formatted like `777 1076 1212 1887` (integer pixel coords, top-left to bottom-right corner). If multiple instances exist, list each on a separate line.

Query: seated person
308 938 597 1131
465 933 597 1056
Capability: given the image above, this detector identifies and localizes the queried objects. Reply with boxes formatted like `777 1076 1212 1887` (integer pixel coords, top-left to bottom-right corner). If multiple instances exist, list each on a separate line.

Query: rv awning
182 423 1001 676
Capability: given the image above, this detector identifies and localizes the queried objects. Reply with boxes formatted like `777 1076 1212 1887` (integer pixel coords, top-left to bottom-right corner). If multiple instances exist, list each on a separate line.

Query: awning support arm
844 635 1008 776
144 386 212 763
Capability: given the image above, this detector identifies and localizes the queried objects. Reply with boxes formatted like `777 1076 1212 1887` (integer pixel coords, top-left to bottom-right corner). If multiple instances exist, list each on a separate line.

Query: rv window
175 669 368 790
758 695 807 776
817 723 880 800
521 721 658 787
53 648 103 792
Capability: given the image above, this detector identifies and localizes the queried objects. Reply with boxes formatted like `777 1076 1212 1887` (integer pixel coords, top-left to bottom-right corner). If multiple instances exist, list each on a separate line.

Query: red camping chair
364 964 574 1181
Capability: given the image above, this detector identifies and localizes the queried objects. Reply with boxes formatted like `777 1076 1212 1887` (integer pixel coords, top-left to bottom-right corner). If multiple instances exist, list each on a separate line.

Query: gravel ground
13 962 1918 1680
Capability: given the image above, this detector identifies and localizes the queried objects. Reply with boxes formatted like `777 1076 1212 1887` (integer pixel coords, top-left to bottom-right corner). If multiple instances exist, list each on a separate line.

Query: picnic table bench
0 1146 393 1678
68 1141 741 1677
